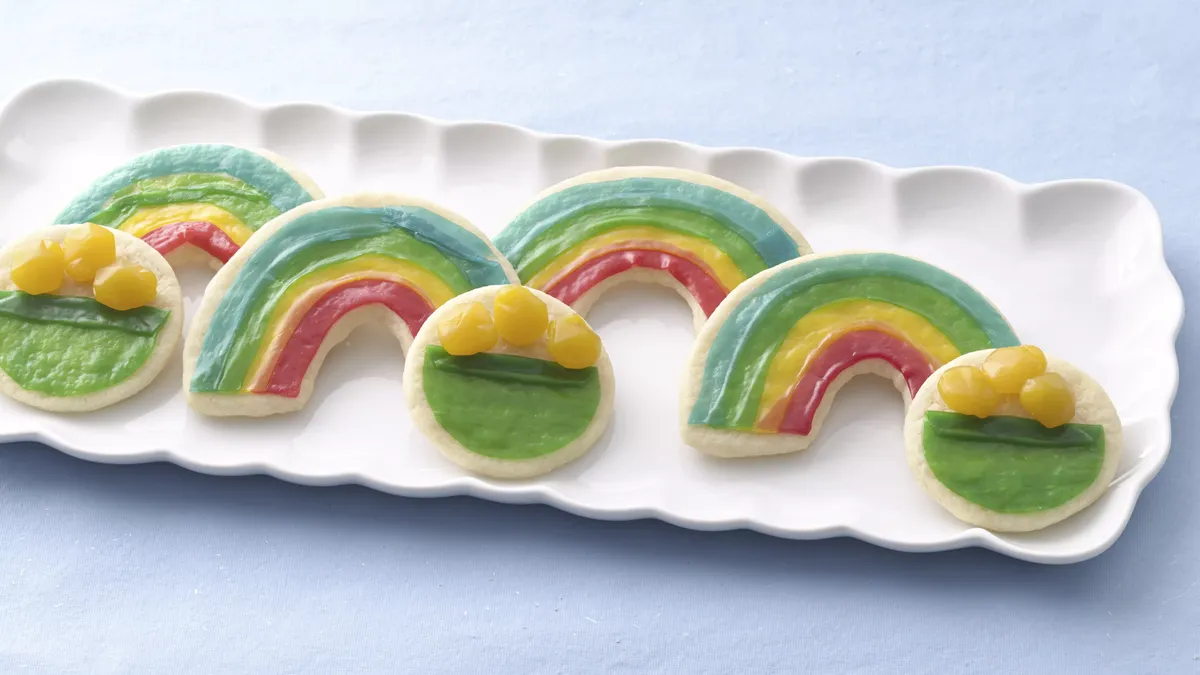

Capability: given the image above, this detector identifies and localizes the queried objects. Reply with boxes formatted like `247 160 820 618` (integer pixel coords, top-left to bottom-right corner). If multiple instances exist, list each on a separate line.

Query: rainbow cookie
0 225 182 411
404 286 614 479
55 144 322 268
904 347 1122 532
183 193 518 417
681 252 1021 458
494 167 811 330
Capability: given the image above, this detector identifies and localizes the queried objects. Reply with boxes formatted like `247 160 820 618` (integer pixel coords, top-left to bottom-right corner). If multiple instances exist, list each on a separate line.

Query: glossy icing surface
0 315 157 396
117 203 256 246
56 144 314 223
497 178 800 267
757 299 956 422
86 173 281 232
546 249 727 316
689 253 1020 431
422 345 602 459
769 330 934 434
0 290 168 336
525 225 748 291
495 177 804 317
190 205 511 394
55 145 319 262
260 279 433 397
923 411 1105 513
140 221 241 263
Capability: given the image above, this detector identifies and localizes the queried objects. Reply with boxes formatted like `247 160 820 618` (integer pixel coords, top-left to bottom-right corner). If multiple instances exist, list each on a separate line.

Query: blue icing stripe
375 207 504 284
494 177 800 267
688 253 1020 426
190 205 510 391
56 144 316 223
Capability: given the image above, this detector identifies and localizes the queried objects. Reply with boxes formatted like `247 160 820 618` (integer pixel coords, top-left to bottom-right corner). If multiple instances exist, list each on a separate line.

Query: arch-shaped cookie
183 193 518 416
494 167 811 330
681 251 1021 457
55 143 322 268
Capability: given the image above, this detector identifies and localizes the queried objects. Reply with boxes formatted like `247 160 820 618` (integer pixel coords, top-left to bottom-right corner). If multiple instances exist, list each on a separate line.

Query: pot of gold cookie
404 285 614 479
0 225 182 411
904 346 1122 532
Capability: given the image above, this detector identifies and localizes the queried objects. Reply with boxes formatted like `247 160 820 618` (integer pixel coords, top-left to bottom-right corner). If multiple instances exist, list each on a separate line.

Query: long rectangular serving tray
0 79 1182 563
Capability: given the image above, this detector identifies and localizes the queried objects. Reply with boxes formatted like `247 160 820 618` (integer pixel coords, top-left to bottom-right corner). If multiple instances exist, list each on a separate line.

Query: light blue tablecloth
1 2 1195 673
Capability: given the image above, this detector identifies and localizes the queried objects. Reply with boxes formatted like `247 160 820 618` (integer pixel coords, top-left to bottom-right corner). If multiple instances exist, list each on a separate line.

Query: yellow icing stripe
526 226 747 291
756 299 961 423
118 203 255 245
243 255 455 391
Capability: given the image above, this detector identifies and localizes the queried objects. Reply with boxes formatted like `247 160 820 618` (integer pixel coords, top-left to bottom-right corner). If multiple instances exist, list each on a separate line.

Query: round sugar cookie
404 286 615 479
54 143 323 269
493 166 811 331
0 225 183 412
904 348 1123 532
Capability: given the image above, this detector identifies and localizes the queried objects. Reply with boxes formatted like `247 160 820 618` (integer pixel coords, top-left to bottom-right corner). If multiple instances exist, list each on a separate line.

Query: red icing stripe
774 330 936 436
540 240 724 291
544 249 728 316
258 279 435 398
138 221 241 263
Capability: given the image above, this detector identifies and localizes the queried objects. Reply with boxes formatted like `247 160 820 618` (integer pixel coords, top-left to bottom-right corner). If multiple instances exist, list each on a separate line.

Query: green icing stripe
495 177 800 269
923 411 1105 514
426 348 597 388
924 411 1099 448
55 144 316 222
117 173 273 199
689 254 1020 429
0 315 157 397
512 206 769 282
422 346 601 460
0 291 169 337
92 174 282 230
190 206 511 393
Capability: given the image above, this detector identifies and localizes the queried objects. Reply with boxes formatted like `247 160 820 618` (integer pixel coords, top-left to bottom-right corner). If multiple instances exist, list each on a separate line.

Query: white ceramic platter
0 80 1182 564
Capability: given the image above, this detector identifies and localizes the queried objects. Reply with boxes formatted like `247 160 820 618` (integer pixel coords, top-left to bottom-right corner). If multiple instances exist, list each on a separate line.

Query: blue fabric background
1 2 1195 673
